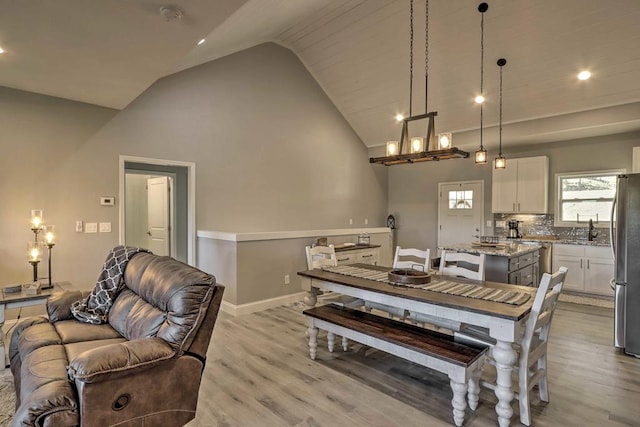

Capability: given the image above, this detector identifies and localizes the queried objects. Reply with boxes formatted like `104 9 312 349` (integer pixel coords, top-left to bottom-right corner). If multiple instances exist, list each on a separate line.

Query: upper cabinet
492 156 549 213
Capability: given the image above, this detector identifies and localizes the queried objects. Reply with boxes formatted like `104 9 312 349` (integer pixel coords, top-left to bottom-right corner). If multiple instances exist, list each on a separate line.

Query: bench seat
303 304 488 426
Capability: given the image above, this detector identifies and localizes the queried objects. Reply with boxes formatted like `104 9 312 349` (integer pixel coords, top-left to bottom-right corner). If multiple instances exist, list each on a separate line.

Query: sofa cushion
14 322 61 356
65 338 128 363
54 320 122 344
20 344 69 401
112 253 215 352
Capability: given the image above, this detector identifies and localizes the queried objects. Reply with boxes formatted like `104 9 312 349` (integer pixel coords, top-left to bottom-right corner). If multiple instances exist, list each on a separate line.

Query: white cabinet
335 246 379 266
492 156 549 213
552 244 613 296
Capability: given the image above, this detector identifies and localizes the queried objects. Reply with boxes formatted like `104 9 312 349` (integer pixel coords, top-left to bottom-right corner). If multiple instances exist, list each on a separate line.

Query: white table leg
303 288 318 308
0 304 5 370
327 332 335 352
449 378 468 427
467 365 482 411
341 336 349 351
493 339 518 427
308 324 319 360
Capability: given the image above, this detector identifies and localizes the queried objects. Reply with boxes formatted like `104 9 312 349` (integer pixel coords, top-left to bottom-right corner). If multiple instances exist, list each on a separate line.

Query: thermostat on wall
100 196 115 206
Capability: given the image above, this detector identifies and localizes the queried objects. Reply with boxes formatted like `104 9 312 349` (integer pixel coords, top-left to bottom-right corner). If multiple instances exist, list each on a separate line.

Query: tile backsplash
493 213 611 243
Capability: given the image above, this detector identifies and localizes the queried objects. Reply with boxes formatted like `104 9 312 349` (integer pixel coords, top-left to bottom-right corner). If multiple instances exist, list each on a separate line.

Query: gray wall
0 86 118 287
0 42 388 288
384 131 640 256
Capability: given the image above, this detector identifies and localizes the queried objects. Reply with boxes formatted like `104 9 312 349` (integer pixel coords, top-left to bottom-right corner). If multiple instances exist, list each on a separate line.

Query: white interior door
147 176 170 256
438 181 484 250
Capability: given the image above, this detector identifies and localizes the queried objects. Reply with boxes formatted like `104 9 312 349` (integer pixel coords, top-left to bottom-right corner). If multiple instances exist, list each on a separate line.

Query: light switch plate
85 222 98 233
99 222 111 233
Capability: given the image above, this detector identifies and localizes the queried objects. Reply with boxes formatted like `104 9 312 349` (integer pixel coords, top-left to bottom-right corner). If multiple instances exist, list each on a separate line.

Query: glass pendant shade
410 137 425 153
386 141 400 156
475 148 487 164
494 155 506 169
438 133 452 149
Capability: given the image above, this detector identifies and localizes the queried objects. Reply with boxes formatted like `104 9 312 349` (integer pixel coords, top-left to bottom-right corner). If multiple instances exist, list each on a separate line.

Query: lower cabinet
552 244 613 296
485 250 540 286
335 246 379 266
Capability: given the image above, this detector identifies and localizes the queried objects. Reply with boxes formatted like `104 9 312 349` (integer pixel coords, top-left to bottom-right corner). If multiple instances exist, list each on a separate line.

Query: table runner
322 265 531 306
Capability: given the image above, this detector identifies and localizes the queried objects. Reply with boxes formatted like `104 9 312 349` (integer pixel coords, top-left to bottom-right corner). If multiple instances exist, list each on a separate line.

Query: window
556 170 623 226
449 190 473 209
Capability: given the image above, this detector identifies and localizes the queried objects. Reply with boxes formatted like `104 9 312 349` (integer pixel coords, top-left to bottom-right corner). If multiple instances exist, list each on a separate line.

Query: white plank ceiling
2 0 640 150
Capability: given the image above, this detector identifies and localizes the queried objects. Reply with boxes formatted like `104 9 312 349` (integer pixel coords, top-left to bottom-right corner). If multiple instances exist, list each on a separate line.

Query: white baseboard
221 292 306 316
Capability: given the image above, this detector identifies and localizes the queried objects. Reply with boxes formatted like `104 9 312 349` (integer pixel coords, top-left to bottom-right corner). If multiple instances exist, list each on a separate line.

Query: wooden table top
298 264 536 321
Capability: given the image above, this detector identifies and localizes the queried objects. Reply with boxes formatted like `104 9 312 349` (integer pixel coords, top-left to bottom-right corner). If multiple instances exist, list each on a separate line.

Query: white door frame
119 155 196 266
437 180 485 252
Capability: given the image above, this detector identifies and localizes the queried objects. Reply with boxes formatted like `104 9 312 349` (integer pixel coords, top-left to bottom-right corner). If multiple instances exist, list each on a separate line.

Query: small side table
1 281 72 368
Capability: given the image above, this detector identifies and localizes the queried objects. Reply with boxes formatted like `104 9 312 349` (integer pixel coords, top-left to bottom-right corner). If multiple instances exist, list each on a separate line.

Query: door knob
146 231 152 236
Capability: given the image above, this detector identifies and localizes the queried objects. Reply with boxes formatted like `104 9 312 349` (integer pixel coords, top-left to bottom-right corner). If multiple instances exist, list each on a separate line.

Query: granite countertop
439 242 542 257
510 236 610 247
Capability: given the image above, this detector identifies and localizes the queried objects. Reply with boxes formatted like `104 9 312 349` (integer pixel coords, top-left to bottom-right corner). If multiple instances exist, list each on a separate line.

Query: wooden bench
303 304 488 427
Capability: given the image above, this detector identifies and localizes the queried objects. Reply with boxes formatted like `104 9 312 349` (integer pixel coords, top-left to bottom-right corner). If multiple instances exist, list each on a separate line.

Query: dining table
298 263 538 427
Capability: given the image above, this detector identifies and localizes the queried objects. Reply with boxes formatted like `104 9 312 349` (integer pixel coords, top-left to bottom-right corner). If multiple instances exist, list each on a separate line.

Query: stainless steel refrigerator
612 173 640 357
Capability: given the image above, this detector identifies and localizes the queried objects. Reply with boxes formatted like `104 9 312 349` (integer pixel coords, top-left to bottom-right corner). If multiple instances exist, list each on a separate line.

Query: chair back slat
439 250 486 281
521 267 568 353
393 246 430 272
305 245 337 270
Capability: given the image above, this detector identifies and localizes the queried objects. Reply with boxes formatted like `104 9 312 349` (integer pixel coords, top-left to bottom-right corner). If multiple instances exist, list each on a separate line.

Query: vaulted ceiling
2 0 640 151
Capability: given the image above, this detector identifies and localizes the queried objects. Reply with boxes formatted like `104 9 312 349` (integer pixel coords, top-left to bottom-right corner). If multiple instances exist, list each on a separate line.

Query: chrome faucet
588 219 599 241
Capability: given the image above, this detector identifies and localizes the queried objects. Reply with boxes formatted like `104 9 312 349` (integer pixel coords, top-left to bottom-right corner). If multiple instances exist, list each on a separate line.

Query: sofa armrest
68 338 175 384
47 290 91 321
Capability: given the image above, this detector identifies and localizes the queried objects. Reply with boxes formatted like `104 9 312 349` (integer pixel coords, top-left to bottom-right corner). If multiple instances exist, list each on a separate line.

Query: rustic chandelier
369 0 469 166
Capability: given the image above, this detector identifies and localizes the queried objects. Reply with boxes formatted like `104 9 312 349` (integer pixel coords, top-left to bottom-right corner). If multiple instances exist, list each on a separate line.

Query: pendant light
494 58 507 169
370 0 469 166
474 2 488 164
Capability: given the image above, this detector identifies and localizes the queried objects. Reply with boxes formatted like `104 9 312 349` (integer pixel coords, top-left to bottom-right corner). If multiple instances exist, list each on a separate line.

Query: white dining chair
460 266 568 426
439 250 486 280
408 249 485 330
393 246 431 271
304 245 365 310
365 246 431 319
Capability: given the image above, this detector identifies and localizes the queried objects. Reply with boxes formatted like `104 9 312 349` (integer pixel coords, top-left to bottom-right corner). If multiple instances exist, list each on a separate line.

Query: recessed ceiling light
197 38 205 46
0 46 4 54
395 114 404 122
475 95 485 104
578 70 591 81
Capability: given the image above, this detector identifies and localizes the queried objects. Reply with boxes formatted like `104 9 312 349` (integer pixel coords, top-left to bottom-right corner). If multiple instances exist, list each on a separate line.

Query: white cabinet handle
513 203 516 211
518 203 521 211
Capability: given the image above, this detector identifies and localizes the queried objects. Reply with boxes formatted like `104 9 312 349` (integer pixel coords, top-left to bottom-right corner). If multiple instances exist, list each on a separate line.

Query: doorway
124 173 174 256
119 156 196 265
437 181 484 252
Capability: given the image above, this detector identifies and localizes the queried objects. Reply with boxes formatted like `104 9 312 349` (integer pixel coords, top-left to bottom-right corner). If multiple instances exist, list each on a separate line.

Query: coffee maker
507 220 523 239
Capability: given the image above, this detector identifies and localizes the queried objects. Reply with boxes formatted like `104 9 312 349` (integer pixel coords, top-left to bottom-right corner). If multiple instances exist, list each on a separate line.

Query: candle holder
43 225 56 289
27 241 42 283
30 209 44 242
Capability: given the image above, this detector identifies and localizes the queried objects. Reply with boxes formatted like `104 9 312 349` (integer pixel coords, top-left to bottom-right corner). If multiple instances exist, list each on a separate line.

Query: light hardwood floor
188 302 640 427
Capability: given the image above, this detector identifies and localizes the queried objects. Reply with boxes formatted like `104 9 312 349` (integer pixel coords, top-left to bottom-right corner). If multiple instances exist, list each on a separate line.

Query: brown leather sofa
9 252 224 427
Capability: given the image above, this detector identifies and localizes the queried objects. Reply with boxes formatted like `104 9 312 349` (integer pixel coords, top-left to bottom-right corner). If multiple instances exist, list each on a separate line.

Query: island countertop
439 242 541 257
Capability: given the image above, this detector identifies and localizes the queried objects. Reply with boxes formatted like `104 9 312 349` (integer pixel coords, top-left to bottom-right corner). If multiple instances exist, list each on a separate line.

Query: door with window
438 181 484 249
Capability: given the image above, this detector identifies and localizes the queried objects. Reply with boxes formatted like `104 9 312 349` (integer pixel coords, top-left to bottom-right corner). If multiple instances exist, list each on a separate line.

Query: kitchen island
439 242 541 286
